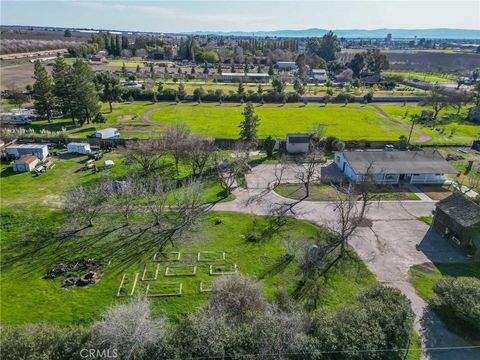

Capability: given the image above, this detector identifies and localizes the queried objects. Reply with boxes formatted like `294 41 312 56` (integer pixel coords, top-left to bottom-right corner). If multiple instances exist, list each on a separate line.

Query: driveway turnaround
212 164 480 360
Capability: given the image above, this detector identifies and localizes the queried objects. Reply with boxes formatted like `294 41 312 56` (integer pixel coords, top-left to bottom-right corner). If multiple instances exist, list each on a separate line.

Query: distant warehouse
215 72 270 83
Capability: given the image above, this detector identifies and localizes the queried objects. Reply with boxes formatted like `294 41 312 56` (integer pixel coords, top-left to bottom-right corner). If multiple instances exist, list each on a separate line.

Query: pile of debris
44 258 104 288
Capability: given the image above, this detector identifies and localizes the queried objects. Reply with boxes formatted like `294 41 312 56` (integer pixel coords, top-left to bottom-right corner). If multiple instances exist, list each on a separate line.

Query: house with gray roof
433 193 480 258
334 150 458 184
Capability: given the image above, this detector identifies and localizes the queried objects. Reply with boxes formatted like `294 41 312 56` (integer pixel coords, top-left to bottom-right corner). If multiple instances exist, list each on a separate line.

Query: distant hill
187 28 480 39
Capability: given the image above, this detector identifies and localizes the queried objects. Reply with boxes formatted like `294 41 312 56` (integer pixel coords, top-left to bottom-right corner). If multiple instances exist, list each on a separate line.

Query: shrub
430 276 480 332
0 323 90 360
334 93 355 103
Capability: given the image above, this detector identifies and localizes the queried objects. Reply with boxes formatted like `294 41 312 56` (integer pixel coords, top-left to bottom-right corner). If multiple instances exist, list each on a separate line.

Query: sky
1 1 479 32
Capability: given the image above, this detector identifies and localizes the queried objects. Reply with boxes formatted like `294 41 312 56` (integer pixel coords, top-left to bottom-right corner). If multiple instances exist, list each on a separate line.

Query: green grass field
384 71 458 83
149 103 415 140
380 105 479 144
0 209 375 325
16 101 478 144
0 149 231 209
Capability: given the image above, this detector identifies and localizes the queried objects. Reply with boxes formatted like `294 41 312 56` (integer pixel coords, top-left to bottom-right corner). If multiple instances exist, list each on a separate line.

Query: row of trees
1 276 415 360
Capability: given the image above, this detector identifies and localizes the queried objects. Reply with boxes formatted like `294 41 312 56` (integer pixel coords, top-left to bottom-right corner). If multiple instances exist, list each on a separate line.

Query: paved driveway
212 164 480 360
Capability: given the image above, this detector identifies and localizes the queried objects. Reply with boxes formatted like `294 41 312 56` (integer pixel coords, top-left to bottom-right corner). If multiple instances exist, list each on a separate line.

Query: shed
5 143 49 160
67 142 91 154
433 193 480 258
13 155 40 172
94 128 120 139
286 134 310 154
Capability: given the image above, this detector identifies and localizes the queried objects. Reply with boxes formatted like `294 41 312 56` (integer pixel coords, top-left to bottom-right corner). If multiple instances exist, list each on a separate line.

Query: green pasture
0 209 375 325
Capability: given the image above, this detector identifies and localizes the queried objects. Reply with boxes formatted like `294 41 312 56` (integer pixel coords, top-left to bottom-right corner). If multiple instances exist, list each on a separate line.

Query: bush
0 323 90 360
430 276 480 332
334 93 355 103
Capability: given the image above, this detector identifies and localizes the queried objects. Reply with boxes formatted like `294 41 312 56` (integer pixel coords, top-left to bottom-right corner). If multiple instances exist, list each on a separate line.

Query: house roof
6 143 48 150
96 128 118 134
221 72 270 77
15 155 38 164
341 150 459 175
67 142 90 147
436 193 480 228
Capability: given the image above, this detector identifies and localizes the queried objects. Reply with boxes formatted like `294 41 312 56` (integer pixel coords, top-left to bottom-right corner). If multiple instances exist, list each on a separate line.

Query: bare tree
215 152 250 195
163 121 192 176
63 182 110 228
125 139 165 175
425 84 450 120
273 154 289 187
449 91 472 115
92 298 166 360
187 135 215 176
294 142 324 199
112 176 142 226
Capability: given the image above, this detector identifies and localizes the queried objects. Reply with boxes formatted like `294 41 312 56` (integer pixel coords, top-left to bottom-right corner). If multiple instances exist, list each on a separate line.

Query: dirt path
141 106 168 129
371 104 432 143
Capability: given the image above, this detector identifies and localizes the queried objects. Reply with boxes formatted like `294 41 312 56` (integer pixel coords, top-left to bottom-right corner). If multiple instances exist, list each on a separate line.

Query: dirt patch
42 194 63 207
120 114 136 121
416 185 453 200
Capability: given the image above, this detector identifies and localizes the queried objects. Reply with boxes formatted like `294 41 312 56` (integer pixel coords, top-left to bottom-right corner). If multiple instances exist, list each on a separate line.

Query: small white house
67 142 91 154
286 134 310 154
5 143 49 160
94 128 120 139
307 69 328 82
334 150 459 184
13 155 39 172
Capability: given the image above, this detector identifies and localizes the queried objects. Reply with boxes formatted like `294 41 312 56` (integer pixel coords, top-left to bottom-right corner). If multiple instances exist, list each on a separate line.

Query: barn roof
436 193 480 228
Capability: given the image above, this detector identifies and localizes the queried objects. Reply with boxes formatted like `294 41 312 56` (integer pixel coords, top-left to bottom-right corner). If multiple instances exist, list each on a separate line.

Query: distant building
276 61 297 71
467 106 480 122
433 193 480 258
306 69 328 82
89 54 107 62
216 72 270 83
5 143 49 160
94 128 120 140
334 150 458 184
13 155 40 172
286 134 310 154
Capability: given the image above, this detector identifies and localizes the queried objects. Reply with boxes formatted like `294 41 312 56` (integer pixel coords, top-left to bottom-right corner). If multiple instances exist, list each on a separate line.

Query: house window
435 173 442 176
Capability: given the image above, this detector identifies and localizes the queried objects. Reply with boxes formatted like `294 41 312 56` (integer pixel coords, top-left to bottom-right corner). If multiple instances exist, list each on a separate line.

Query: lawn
415 184 453 200
379 105 479 145
149 103 414 140
384 71 458 83
0 149 232 209
274 183 420 201
0 210 375 325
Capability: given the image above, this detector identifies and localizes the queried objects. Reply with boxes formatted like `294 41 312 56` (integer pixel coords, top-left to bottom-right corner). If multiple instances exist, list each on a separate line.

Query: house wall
13 159 38 172
67 144 91 154
410 173 447 184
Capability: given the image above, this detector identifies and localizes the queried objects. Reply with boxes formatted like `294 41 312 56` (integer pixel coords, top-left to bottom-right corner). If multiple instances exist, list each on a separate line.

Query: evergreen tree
52 55 76 122
203 63 209 75
96 72 123 112
63 29 72 37
230 63 235 73
268 63 274 76
237 82 245 95
239 102 260 144
217 63 222 74
178 83 187 100
32 61 55 122
122 62 128 77
109 37 115 56
136 64 140 73
191 66 196 74
115 35 121 56
70 60 100 125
